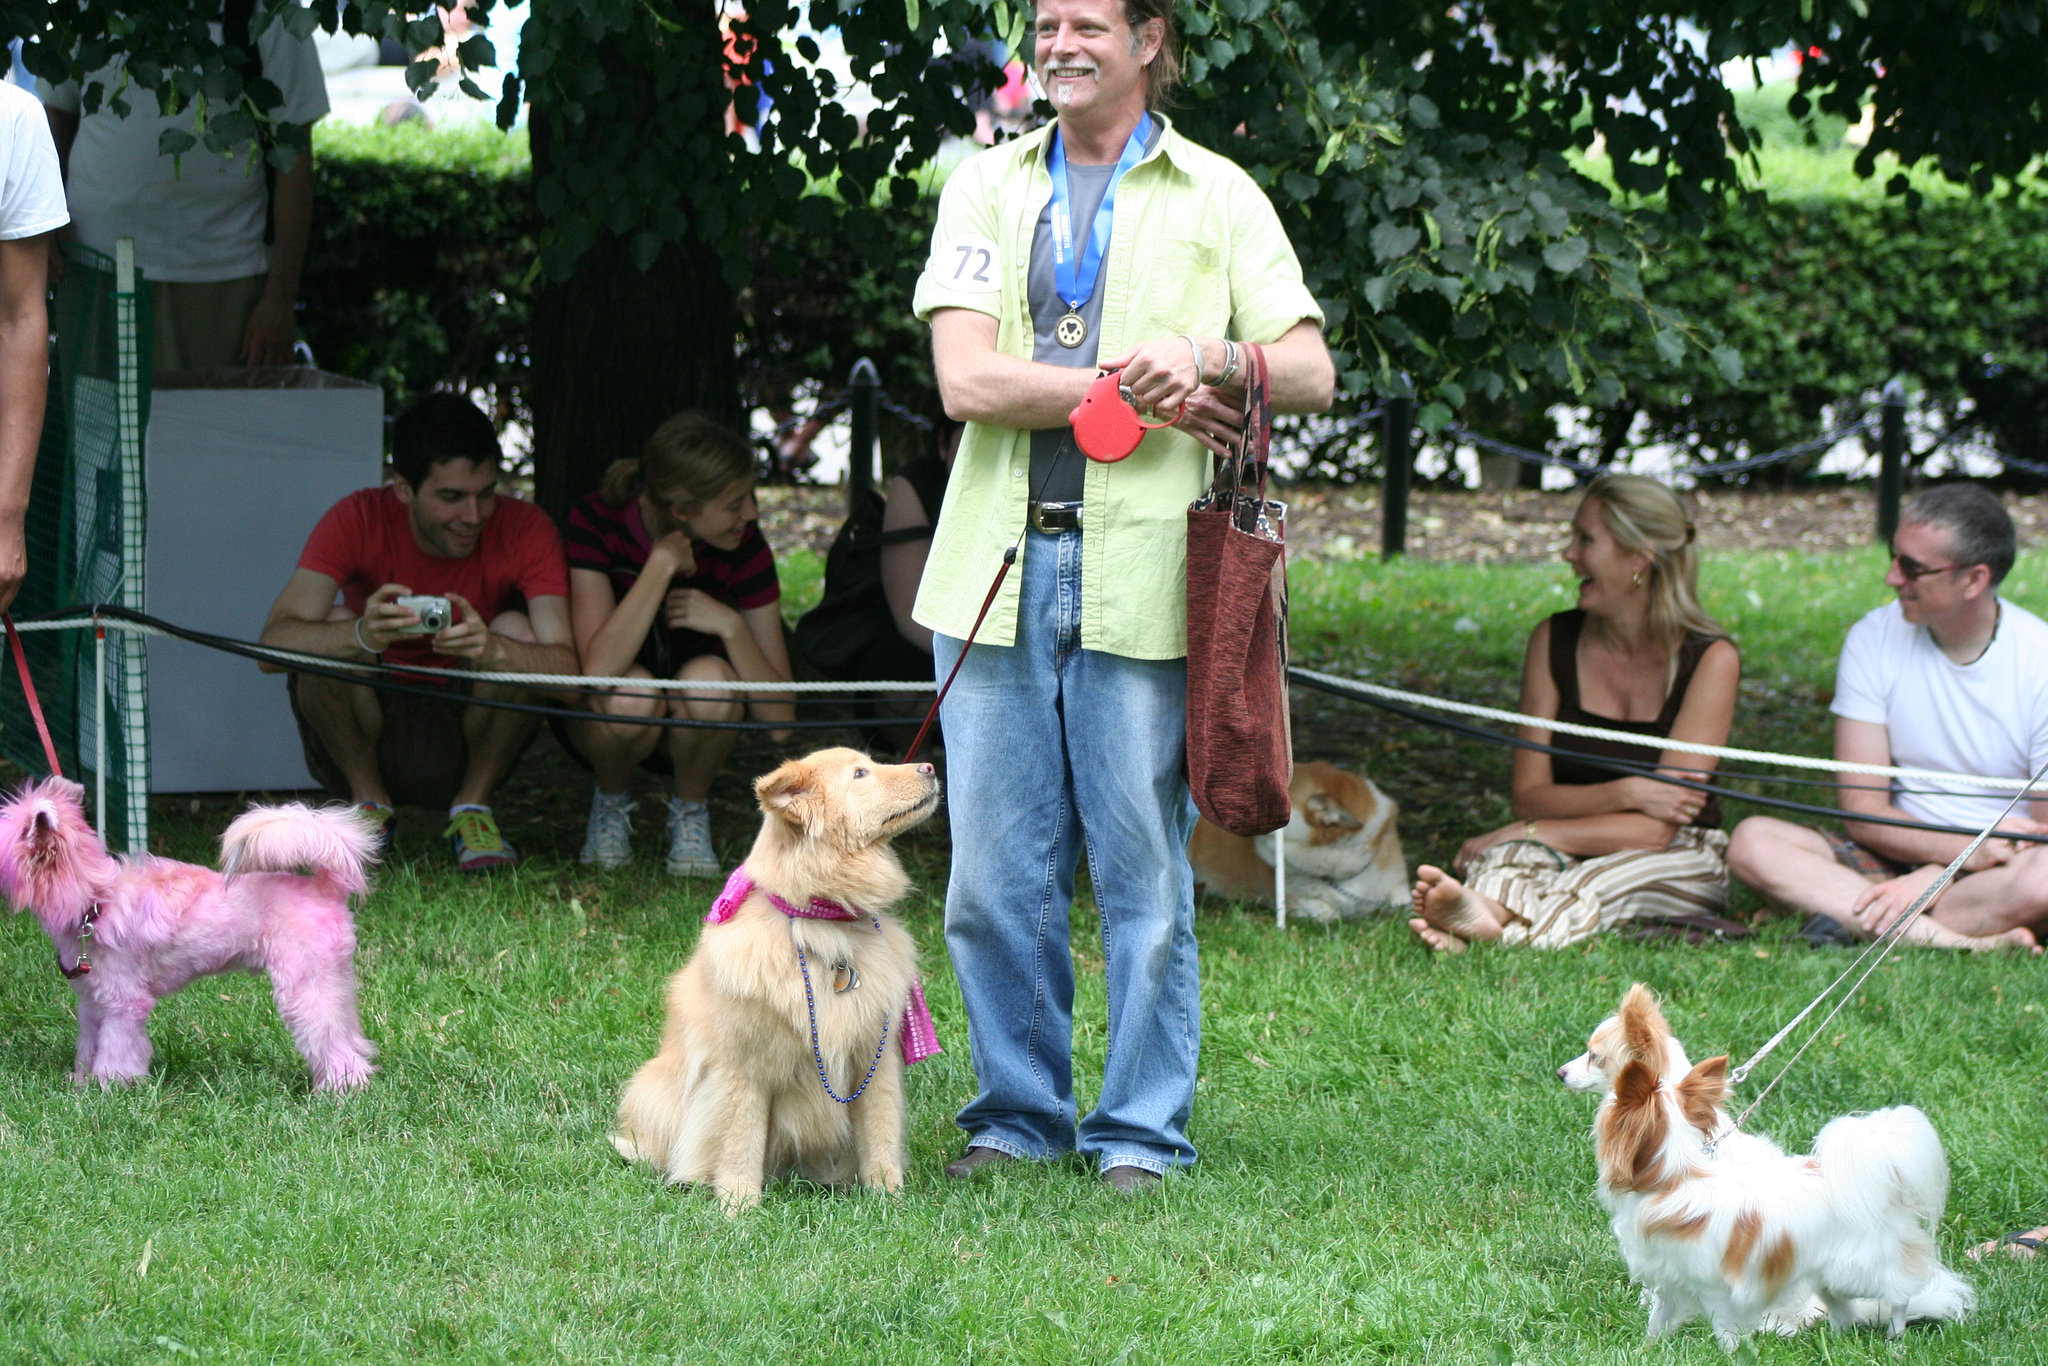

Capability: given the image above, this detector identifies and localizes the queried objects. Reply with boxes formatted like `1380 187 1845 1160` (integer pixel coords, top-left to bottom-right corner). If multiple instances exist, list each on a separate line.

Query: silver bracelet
353 616 379 656
1218 337 1241 387
1180 333 1207 386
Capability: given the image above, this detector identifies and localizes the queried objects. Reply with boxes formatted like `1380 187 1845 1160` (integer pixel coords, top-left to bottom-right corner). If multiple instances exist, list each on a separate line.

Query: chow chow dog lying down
612 748 943 1211
1189 761 1406 921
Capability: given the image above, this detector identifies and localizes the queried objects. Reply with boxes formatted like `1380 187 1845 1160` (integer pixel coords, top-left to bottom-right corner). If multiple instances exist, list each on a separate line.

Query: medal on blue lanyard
1048 112 1153 349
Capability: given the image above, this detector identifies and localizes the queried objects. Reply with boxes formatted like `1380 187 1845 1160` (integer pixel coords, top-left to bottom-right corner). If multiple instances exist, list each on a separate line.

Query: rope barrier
19 607 926 734
13 610 933 695
1290 668 2048 845
1437 416 1875 481
1288 665 2041 795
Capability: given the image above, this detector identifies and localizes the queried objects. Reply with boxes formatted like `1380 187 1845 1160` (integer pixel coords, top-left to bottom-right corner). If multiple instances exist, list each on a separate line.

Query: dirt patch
758 483 2048 564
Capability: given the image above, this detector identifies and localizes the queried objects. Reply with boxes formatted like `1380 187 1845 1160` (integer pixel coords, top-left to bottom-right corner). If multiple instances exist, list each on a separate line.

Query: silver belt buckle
1029 501 1082 534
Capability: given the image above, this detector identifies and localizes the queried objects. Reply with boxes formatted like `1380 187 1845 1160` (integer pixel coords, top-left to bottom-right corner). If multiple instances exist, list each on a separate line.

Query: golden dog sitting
612 748 943 1211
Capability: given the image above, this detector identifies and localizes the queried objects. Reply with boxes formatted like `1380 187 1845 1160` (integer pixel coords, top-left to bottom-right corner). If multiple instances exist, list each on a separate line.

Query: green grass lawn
3 546 2047 1363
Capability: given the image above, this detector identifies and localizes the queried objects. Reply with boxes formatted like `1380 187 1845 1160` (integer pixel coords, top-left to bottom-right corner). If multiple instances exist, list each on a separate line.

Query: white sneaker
665 799 720 878
580 789 636 869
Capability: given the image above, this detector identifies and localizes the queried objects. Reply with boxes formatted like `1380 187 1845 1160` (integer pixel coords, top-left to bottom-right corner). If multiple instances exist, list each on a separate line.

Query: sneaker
664 798 720 878
355 802 397 859
581 788 636 869
446 805 518 874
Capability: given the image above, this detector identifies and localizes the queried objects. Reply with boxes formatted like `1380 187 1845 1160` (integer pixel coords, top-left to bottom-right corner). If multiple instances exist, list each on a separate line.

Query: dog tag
831 961 860 993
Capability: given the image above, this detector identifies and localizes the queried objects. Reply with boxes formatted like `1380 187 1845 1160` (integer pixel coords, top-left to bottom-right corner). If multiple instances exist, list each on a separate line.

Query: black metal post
1877 377 1907 546
848 357 880 514
1381 393 1416 560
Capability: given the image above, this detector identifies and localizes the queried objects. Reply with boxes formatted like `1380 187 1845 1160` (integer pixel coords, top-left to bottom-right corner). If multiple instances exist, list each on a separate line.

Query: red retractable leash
901 370 1183 762
4 612 65 779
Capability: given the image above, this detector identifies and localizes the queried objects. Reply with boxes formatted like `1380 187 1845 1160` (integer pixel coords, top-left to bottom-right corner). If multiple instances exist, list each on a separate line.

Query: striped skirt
1464 828 1731 949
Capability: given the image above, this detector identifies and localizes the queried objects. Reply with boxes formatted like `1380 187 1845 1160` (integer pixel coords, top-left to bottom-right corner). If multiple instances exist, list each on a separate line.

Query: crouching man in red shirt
260 393 579 871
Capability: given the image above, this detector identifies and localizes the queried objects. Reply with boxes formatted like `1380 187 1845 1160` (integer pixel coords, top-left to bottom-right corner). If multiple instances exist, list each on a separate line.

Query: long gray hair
1581 475 1725 650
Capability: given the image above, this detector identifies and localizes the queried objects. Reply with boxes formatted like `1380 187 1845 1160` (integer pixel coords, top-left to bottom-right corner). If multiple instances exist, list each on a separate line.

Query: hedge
305 122 2048 480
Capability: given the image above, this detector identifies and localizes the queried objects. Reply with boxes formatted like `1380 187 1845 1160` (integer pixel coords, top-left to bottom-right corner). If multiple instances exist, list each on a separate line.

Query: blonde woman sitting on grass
1411 475 1741 952
563 413 794 877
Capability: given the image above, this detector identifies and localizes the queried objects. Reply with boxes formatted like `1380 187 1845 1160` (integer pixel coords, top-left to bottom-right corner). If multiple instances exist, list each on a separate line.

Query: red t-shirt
298 485 570 669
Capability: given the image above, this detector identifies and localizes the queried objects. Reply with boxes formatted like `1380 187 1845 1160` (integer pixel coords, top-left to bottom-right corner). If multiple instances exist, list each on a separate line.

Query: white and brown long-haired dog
1580 985 1972 1350
612 748 941 1211
0 777 379 1091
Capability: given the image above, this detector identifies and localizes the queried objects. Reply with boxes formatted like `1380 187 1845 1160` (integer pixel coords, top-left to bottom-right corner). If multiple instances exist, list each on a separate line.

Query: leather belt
1028 500 1083 534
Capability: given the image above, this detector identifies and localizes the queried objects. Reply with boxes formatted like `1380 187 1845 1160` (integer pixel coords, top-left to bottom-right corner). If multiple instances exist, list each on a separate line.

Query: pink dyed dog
0 777 380 1091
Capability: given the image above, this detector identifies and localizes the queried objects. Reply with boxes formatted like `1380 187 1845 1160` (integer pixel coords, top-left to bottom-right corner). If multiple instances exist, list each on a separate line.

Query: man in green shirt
913 0 1333 1191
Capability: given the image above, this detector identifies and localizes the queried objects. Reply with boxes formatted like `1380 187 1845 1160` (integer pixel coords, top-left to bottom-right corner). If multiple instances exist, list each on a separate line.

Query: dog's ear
1618 983 1669 1060
755 760 818 831
1675 1055 1730 1133
1598 1059 1671 1192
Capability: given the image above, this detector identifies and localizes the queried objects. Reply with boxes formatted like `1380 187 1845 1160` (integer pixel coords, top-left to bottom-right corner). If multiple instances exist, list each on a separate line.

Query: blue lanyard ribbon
1048 113 1153 313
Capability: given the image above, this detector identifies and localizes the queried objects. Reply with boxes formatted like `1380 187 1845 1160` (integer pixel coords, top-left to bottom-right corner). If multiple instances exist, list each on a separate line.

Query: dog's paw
716 1185 763 1216
312 1058 376 1093
1285 895 1343 925
862 1163 905 1194
609 1133 642 1165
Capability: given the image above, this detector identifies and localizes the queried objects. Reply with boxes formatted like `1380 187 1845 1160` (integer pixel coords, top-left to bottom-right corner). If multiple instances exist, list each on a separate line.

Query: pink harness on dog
706 866 942 1065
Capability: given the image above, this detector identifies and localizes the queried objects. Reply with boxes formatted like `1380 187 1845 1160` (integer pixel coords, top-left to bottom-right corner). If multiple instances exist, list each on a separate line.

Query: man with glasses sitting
1727 483 2048 951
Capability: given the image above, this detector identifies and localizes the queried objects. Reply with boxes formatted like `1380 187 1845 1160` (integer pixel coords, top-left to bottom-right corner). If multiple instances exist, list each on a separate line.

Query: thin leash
4 612 65 779
1712 750 2048 1148
3 611 96 978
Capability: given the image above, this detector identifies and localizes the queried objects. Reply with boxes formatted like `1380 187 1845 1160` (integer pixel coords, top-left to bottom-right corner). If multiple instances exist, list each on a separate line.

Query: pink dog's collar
56 903 99 980
705 866 941 1065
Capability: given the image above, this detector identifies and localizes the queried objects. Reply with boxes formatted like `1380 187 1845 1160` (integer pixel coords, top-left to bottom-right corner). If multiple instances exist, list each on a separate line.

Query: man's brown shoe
1102 1165 1162 1194
942 1145 1015 1179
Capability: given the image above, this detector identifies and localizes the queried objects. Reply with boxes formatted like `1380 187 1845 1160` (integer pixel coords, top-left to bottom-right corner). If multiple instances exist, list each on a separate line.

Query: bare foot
1970 1225 2048 1261
1408 918 1469 954
1412 865 1506 942
1893 916 2042 954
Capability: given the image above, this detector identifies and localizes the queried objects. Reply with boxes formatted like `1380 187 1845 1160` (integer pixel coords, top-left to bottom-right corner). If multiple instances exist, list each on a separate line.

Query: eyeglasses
1890 553 1963 582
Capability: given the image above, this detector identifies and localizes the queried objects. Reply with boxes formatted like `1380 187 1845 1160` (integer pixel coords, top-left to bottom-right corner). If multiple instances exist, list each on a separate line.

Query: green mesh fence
2 242 152 851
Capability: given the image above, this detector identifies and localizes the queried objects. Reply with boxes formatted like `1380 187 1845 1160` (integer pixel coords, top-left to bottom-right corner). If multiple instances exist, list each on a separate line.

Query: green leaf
1406 94 1439 130
1651 328 1686 365
905 0 920 30
157 127 196 157
1541 237 1590 274
1369 222 1421 262
1711 344 1744 383
1363 276 1395 311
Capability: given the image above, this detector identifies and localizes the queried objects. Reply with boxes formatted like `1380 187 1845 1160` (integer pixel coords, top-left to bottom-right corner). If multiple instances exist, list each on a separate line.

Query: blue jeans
935 528 1201 1174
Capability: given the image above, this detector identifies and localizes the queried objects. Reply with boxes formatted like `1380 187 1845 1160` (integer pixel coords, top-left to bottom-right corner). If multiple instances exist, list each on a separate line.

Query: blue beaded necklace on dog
792 922 891 1105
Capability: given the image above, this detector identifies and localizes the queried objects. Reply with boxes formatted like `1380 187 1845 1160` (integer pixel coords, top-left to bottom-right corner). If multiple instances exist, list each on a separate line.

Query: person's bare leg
1918 845 2048 943
1726 816 1874 922
451 614 546 810
293 672 390 806
665 657 743 803
571 665 664 795
1886 912 2039 953
1410 864 1508 952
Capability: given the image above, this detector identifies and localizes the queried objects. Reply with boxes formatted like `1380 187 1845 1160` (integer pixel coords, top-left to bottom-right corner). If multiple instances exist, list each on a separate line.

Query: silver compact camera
394 594 453 635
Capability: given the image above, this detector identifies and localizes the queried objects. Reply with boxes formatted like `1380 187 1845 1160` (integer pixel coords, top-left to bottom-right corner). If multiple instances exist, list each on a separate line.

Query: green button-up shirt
911 114 1322 660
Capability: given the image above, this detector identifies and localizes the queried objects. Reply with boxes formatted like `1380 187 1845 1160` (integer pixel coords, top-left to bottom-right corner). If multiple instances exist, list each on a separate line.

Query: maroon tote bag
1184 342 1292 835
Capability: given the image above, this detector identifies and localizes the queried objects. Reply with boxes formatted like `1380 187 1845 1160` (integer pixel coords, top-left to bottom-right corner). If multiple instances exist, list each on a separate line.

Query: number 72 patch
937 234 1001 294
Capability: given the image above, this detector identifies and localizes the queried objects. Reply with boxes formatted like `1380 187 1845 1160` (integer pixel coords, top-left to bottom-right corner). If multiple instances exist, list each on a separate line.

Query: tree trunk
526 92 743 521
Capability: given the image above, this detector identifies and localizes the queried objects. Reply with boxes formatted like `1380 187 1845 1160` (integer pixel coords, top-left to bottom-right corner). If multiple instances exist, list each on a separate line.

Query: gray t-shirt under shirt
1027 122 1162 505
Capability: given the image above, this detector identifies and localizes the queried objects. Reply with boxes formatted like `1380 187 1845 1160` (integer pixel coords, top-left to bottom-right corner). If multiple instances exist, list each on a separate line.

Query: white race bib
935 234 1001 294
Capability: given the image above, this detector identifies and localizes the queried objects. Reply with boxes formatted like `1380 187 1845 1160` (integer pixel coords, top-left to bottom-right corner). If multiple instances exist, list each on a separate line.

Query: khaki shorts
288 672 474 811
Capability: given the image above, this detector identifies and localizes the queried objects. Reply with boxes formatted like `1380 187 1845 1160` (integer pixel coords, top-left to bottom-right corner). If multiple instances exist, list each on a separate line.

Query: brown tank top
1547 609 1722 828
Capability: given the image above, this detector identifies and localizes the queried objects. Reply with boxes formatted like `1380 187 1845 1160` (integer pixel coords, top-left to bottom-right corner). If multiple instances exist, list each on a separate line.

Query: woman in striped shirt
564 412 794 877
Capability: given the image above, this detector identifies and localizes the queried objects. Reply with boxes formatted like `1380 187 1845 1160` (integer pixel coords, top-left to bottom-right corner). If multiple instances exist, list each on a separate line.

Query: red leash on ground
4 612 65 779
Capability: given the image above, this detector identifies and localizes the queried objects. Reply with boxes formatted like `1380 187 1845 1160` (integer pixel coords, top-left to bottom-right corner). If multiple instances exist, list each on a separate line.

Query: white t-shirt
41 18 328 282
1831 597 2048 827
0 80 67 240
